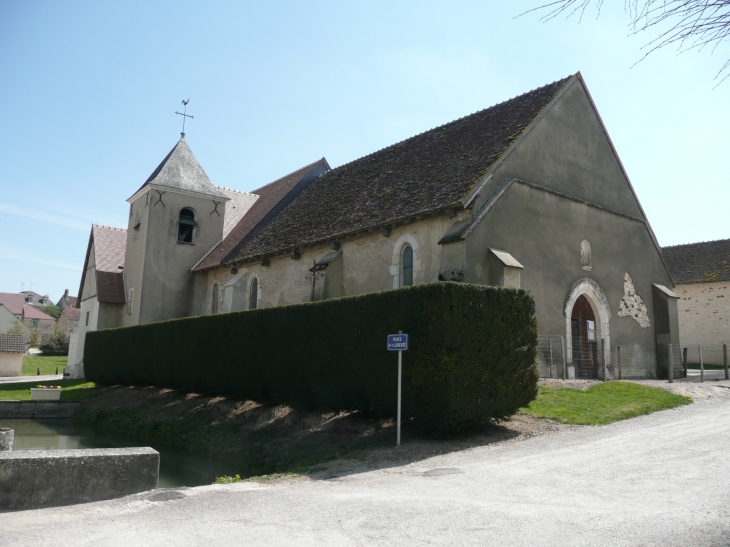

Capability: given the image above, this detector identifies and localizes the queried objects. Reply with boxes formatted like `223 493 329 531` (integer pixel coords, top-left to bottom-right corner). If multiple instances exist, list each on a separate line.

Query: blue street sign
387 334 409 351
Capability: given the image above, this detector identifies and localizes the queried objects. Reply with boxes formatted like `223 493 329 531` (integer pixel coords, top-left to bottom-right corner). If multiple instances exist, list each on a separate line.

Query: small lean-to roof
0 333 26 353
662 239 730 284
130 137 228 200
195 158 330 271
77 225 128 305
228 76 573 262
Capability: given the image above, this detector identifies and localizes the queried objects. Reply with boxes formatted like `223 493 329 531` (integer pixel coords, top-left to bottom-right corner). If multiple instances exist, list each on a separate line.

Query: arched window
211 284 219 314
249 277 258 310
178 208 196 243
401 244 413 287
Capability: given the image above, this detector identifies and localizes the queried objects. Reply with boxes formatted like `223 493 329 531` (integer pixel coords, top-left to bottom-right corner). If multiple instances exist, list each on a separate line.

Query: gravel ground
2 391 729 546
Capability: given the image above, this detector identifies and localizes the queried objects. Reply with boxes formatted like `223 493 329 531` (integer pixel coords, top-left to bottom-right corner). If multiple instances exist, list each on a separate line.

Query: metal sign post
387 331 409 448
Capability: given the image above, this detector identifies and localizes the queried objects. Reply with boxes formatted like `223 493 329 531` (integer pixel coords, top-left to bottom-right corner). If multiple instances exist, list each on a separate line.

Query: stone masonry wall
675 281 730 346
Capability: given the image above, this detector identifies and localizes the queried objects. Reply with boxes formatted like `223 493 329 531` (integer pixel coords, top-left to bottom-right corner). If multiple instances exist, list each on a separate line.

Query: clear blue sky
1 1 727 302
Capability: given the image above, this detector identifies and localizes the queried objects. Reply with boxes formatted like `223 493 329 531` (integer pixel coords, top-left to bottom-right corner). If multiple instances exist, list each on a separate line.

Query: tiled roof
0 334 26 353
227 76 573 262
78 225 128 304
130 138 228 199
92 225 127 273
216 187 259 238
662 239 730 284
0 293 26 316
22 305 55 321
62 306 81 322
96 271 126 304
195 158 330 271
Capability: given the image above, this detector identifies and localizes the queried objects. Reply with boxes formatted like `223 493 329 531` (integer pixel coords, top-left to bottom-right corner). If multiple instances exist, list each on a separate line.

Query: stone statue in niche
581 240 592 270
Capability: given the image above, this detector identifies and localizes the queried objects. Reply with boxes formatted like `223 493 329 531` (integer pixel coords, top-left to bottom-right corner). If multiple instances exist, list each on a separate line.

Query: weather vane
175 99 193 138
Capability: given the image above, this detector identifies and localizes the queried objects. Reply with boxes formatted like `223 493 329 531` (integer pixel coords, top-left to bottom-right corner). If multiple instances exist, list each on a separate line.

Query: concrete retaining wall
0 447 159 510
0 402 81 419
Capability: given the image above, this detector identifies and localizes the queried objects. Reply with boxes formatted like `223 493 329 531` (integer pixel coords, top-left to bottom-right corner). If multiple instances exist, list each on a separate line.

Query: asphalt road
2 396 730 546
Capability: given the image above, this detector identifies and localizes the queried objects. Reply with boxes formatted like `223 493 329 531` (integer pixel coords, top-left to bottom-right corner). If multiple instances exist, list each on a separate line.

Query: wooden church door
571 295 598 379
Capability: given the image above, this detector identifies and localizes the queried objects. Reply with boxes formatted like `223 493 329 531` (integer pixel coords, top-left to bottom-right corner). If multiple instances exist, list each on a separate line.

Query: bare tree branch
518 1 730 85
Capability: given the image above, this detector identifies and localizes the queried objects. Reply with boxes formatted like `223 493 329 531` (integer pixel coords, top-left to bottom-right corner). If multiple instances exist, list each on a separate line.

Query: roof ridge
93 224 127 232
252 158 328 194
323 76 574 176
214 185 258 197
662 238 730 249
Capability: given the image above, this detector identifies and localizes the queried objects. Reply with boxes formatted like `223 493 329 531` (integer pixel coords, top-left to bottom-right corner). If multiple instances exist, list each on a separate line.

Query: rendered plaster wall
474 76 645 221
80 242 98 301
675 281 730 345
71 296 99 365
202 214 462 313
0 352 23 376
128 189 226 325
0 306 29 335
122 190 151 327
464 182 676 372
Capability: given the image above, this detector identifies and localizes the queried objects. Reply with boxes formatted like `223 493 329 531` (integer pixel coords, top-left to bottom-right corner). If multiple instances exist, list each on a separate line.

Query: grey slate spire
130 138 228 200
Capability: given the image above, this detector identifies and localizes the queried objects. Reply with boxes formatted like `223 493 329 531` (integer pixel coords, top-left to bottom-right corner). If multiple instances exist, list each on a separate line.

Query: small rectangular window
127 288 134 315
85 311 89 326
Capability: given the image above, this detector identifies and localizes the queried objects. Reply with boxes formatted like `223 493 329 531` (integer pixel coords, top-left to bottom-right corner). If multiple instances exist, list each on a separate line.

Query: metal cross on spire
175 99 194 139
305 259 325 302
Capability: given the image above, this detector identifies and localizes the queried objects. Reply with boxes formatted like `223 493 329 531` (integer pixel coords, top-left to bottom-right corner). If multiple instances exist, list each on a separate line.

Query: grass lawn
0 380 99 401
685 363 727 370
521 382 692 425
22 355 68 376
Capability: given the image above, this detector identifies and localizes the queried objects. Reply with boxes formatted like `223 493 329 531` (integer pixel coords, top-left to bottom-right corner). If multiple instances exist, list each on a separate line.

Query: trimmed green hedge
85 282 538 430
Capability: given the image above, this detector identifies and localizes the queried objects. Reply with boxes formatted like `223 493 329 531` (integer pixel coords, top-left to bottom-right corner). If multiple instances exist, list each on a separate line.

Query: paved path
0 374 62 384
2 397 730 546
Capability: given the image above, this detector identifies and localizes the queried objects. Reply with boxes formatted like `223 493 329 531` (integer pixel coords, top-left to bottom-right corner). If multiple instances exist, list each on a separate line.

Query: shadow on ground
73 385 572 481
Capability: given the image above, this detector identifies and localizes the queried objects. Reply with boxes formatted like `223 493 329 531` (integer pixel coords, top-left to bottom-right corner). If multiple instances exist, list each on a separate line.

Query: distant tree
5 323 26 335
39 329 70 356
522 1 730 84
39 304 61 320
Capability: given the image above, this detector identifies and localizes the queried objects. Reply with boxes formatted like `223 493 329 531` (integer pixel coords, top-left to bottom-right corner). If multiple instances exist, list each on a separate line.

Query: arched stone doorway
571 295 598 378
564 277 612 379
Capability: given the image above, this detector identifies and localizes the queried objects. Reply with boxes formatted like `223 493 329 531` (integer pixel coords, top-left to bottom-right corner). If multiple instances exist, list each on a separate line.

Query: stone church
71 73 679 380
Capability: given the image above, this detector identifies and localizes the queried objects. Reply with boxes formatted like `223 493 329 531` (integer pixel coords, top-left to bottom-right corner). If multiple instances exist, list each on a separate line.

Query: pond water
0 418 241 488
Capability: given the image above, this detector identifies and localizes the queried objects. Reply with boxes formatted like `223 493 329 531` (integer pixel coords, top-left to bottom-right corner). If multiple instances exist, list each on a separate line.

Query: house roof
0 293 26 316
130 137 228 200
22 305 55 321
77 225 128 304
662 239 730 284
61 306 81 322
195 158 331 271
225 76 573 262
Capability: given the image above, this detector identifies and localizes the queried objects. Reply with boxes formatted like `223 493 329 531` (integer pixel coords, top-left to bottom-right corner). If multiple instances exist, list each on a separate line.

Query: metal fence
679 344 729 382
537 337 730 382
536 335 566 378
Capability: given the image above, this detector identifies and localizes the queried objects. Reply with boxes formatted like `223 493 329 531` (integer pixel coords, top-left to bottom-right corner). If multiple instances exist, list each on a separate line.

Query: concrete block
0 428 12 451
0 401 82 419
0 447 159 511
